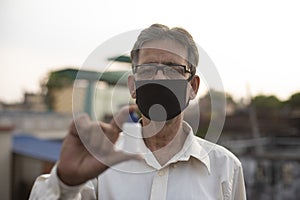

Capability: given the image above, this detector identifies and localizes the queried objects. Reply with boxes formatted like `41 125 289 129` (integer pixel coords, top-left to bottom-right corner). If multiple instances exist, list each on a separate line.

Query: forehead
138 39 188 64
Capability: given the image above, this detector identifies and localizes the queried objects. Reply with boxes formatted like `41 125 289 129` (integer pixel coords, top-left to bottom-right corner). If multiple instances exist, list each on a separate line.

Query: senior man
30 24 246 199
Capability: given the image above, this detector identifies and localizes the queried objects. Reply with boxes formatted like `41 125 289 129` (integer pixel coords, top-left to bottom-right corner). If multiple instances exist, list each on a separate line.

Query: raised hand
57 105 141 186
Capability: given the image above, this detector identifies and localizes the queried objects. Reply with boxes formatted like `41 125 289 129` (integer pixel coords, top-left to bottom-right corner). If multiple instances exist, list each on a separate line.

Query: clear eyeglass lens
135 64 187 79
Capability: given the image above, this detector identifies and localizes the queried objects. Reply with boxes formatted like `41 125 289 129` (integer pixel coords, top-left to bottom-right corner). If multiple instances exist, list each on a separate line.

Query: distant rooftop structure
0 111 71 139
108 55 131 63
45 68 132 119
47 68 130 87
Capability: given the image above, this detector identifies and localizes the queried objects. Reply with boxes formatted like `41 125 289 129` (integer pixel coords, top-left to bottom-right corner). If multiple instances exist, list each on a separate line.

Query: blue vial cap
128 112 139 123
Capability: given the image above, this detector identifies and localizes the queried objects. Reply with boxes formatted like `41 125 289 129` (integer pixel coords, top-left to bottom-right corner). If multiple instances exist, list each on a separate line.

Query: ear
127 75 136 98
189 75 200 100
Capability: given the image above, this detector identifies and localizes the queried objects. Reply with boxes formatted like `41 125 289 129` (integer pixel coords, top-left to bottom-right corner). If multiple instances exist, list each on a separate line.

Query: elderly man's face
127 39 199 122
137 39 189 80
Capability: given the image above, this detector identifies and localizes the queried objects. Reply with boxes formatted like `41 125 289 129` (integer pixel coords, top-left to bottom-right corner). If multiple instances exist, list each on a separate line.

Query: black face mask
135 79 189 121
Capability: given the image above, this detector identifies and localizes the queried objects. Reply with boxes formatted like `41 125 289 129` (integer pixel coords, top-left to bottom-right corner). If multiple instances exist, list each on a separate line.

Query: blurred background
0 0 300 199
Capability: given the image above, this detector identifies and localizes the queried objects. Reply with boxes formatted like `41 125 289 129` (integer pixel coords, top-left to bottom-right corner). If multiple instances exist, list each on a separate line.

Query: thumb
110 104 139 132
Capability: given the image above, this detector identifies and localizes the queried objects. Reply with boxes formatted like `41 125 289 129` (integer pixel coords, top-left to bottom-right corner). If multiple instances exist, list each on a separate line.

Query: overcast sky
1 0 300 103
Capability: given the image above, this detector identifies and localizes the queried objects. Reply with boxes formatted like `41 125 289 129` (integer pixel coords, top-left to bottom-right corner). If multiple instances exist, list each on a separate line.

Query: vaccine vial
122 122 142 154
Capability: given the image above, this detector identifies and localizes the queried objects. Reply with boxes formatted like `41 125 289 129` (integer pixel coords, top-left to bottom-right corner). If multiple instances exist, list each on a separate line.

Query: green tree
252 95 283 117
288 92 300 109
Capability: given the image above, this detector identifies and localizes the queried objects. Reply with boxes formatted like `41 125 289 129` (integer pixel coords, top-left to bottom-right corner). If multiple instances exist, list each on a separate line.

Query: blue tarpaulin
12 135 62 162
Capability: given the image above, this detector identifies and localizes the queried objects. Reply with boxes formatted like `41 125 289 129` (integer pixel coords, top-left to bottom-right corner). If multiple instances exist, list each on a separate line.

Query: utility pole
246 84 263 154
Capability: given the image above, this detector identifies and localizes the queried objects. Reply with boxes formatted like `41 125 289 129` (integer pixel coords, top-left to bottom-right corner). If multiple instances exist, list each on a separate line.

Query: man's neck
142 116 188 165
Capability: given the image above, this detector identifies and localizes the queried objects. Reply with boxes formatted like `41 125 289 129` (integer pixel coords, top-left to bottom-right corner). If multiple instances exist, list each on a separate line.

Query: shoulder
194 136 242 168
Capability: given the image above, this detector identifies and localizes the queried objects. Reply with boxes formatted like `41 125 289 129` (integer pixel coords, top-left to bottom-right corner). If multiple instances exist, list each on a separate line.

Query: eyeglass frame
132 63 196 81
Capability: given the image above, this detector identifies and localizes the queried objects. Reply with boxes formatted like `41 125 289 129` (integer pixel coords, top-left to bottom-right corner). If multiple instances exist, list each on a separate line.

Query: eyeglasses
133 63 194 81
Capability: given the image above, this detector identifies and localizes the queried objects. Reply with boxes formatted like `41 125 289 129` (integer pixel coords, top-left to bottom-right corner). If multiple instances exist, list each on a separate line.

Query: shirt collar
140 121 211 173
169 121 211 174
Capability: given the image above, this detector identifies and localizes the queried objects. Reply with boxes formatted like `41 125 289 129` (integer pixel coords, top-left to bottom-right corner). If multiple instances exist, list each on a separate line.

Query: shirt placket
150 166 170 200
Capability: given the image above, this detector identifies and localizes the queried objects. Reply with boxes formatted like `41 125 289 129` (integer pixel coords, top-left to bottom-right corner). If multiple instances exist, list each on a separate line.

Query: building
45 68 132 120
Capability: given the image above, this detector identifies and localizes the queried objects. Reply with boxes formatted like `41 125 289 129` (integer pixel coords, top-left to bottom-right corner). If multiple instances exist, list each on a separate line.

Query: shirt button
158 170 165 176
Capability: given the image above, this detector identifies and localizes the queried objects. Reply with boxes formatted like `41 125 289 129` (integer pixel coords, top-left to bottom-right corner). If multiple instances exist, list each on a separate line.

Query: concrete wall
0 126 13 200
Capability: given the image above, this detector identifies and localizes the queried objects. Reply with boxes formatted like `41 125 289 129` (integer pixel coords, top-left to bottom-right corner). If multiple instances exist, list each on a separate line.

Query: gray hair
130 24 199 75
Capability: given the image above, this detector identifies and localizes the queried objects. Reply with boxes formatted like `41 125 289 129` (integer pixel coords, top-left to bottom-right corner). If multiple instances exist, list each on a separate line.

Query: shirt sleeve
231 163 247 200
29 164 98 200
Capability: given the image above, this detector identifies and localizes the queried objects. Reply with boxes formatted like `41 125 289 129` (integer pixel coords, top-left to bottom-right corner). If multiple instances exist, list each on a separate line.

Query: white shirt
29 122 246 200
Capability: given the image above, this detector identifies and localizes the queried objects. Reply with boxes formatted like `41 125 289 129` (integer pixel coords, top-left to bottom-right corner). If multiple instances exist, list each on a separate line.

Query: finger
72 114 94 143
88 121 119 156
128 104 139 113
89 122 106 150
74 114 91 131
110 104 139 132
98 121 120 143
